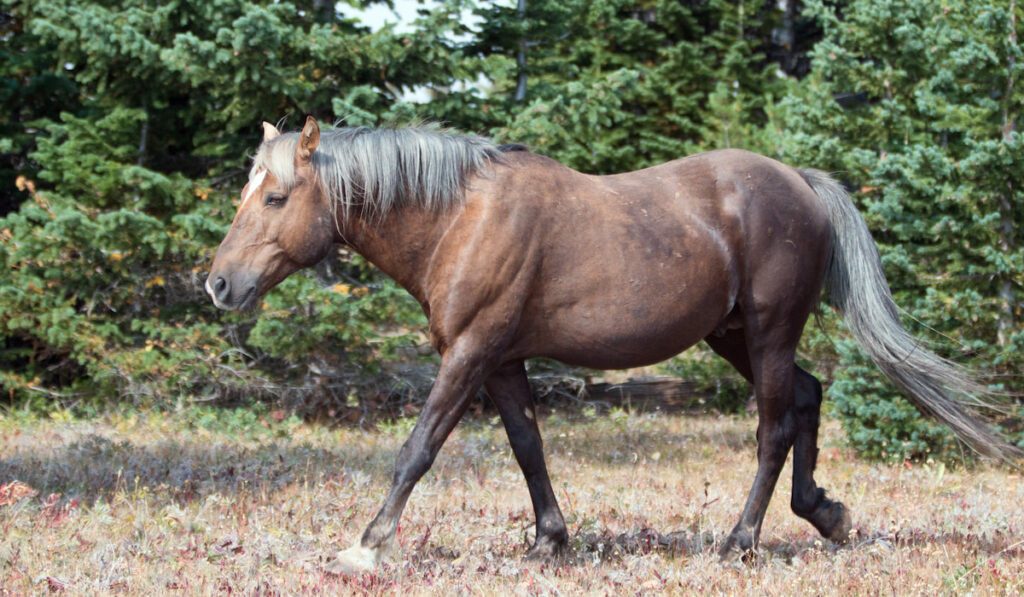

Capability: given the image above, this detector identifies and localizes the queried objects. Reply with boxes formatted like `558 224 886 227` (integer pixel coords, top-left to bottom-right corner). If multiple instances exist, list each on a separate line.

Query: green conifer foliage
1 0 1019 452
776 0 1023 459
0 0 468 411
0 5 78 215
472 0 787 173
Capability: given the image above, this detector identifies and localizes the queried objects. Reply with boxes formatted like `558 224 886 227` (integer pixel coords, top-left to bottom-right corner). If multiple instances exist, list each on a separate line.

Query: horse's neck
341 206 455 305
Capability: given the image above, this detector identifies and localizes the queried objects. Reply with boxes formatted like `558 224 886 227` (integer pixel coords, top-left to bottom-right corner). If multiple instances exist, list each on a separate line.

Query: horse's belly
512 277 733 370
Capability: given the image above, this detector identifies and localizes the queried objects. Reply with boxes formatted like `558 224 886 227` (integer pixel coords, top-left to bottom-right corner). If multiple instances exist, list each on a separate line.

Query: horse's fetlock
791 487 825 516
362 522 397 551
539 517 568 542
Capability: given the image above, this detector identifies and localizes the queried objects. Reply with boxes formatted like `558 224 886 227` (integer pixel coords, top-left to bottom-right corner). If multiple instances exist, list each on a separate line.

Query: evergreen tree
0 0 469 411
0 5 78 215
776 0 1024 459
470 0 799 173
3 0 1019 457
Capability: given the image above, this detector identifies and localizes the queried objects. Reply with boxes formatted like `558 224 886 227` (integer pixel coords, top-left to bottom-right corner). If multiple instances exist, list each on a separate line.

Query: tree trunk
515 0 528 102
997 1 1017 347
313 0 333 24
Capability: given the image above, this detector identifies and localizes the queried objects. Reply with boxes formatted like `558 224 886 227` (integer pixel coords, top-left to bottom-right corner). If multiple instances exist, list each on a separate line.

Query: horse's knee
393 441 434 486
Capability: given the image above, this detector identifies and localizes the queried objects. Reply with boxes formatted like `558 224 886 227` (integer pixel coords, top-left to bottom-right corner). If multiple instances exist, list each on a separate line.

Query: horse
206 116 1014 572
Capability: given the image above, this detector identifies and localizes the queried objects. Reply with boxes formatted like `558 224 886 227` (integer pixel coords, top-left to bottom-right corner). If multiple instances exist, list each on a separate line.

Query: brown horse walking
207 117 1013 571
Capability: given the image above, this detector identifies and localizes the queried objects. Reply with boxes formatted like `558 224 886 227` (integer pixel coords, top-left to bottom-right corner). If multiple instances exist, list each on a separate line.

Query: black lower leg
718 344 801 558
790 367 851 543
720 413 795 556
486 361 567 557
361 428 442 549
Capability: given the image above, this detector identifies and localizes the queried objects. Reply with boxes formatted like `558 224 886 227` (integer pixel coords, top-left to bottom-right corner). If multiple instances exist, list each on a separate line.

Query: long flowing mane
250 126 504 221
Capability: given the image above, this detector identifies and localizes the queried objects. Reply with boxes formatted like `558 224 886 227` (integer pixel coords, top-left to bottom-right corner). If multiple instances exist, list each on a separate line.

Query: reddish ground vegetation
0 408 1021 595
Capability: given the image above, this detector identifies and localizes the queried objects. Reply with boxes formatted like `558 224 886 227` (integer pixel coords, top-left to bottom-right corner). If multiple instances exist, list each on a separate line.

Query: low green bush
827 339 958 462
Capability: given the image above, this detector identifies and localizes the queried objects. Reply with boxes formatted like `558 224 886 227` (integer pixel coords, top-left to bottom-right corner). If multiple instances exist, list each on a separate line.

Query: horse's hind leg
790 366 852 543
714 331 799 557
484 361 568 558
706 328 789 555
707 330 852 555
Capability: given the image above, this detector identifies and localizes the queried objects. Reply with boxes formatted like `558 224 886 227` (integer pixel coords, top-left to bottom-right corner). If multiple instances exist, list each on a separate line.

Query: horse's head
206 116 335 311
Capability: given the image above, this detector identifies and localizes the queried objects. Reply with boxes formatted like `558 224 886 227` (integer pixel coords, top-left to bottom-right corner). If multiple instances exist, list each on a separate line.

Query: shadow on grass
569 526 1024 565
3 417 1020 567
0 412 755 508
839 529 1024 559
572 526 717 561
550 423 757 465
0 433 393 505
569 526 848 564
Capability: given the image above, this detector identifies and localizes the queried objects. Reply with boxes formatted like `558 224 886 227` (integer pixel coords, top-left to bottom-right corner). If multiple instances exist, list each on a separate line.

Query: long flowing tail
800 169 1019 461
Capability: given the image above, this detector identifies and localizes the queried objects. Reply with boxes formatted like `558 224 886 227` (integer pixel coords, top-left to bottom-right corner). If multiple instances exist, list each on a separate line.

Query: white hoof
326 544 379 575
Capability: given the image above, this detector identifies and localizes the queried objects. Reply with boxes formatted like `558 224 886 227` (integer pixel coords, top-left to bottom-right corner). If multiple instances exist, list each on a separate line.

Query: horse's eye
265 193 287 207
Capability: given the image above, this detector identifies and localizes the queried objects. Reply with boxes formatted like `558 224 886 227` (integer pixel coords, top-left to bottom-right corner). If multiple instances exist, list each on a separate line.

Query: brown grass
0 407 1021 596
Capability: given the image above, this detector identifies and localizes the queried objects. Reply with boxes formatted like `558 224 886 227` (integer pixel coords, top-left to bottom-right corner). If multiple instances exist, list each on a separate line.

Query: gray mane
250 126 504 221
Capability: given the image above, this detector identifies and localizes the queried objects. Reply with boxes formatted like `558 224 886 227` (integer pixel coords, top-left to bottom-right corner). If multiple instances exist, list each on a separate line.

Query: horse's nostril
212 276 231 302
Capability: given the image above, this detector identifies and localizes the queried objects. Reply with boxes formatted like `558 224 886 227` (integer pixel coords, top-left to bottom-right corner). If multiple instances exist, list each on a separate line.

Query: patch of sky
336 0 501 103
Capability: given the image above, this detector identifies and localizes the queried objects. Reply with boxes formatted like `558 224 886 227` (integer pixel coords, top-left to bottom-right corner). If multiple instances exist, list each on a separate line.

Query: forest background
1 0 1021 462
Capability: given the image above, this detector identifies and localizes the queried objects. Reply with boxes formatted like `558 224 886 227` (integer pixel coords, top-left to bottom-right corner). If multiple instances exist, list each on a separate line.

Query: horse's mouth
235 286 260 313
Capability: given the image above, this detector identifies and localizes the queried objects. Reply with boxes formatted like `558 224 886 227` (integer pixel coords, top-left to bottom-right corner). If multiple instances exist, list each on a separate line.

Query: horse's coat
207 117 1014 572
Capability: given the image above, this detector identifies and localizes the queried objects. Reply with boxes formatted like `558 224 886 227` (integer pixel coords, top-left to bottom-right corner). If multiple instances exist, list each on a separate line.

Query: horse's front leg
485 360 568 559
331 341 491 573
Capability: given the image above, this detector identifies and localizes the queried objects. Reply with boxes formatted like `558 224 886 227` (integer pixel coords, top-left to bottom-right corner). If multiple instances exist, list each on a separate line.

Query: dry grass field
0 405 1021 596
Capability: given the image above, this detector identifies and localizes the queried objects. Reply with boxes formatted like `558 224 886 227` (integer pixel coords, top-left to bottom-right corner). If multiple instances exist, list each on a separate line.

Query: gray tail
800 169 1020 461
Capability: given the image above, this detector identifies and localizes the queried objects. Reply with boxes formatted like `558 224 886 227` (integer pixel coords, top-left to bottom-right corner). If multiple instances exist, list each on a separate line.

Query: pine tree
0 0 470 410
0 4 78 215
469 0 789 174
775 0 1024 459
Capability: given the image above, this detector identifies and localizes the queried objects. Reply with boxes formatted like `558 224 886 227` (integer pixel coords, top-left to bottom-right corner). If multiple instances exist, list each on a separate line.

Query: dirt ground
1 407 1021 595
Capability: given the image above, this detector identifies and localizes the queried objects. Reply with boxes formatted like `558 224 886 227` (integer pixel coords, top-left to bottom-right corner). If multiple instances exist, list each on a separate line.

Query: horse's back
601 148 833 298
498 148 827 230
492 147 831 283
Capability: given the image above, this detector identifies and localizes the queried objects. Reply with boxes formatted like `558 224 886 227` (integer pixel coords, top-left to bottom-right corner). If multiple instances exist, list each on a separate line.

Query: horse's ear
262 121 280 142
296 116 320 163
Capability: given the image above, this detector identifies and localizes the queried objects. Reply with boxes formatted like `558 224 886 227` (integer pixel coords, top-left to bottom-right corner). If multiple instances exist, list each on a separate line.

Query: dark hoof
717 529 756 561
525 535 568 561
827 503 853 544
806 500 854 545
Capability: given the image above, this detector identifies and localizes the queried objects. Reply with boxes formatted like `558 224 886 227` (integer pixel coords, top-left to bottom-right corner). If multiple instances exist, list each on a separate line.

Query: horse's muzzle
205 273 259 312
